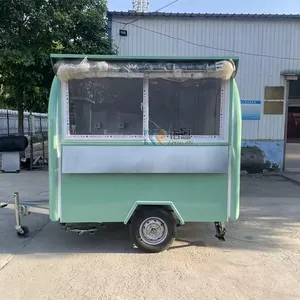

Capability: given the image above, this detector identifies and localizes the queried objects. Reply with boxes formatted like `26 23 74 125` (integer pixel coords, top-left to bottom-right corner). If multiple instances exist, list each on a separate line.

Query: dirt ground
0 171 300 300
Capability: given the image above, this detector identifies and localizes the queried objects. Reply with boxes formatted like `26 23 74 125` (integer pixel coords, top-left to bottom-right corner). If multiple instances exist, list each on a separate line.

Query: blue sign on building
241 100 261 120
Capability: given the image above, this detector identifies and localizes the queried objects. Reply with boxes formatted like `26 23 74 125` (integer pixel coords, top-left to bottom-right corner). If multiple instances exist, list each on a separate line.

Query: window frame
61 74 229 143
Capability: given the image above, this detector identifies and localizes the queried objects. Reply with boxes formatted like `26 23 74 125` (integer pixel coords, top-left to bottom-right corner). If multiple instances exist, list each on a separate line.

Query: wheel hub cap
139 217 168 246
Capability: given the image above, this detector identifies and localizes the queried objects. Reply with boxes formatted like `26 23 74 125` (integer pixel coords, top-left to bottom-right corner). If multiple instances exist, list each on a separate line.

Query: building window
289 80 300 99
148 78 221 136
68 78 143 136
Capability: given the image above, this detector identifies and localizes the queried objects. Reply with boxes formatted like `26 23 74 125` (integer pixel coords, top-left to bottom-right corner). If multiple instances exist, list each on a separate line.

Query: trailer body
47 55 241 252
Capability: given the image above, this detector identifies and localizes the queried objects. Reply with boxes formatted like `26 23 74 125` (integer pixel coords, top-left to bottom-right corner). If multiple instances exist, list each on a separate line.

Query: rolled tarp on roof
52 56 237 81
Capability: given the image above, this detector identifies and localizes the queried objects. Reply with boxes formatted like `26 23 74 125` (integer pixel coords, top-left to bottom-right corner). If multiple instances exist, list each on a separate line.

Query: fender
124 201 185 225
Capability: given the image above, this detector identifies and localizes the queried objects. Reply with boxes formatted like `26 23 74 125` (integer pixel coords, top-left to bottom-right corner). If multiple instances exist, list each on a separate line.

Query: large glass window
148 78 221 136
68 78 143 136
66 77 223 139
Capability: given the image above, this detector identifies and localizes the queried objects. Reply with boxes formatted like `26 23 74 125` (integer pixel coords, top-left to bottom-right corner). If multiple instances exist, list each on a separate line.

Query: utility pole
132 0 149 12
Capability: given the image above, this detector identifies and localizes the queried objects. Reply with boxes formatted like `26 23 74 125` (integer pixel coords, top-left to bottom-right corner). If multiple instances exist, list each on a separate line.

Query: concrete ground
282 171 300 185
0 171 300 300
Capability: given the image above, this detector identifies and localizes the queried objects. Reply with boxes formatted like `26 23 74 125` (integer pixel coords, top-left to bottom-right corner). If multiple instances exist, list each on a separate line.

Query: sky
108 0 300 14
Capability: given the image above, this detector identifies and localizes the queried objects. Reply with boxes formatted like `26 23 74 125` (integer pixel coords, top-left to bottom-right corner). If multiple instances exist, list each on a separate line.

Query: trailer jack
214 222 226 241
1 192 49 237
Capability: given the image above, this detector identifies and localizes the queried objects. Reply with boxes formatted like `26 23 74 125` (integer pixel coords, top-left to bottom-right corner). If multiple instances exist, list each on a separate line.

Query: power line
117 0 180 50
113 19 300 61
126 0 180 25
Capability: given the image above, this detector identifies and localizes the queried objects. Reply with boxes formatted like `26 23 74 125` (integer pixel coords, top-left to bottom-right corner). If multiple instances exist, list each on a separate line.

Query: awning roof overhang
50 54 239 82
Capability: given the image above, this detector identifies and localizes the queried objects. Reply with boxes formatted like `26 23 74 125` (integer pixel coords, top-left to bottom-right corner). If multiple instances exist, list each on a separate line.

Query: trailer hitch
214 222 226 241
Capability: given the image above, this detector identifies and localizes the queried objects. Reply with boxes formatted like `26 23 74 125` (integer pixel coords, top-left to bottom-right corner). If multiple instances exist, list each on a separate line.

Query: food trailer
1 55 241 253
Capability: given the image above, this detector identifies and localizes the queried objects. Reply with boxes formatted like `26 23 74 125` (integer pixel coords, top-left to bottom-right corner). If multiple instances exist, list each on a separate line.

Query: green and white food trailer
2 55 242 253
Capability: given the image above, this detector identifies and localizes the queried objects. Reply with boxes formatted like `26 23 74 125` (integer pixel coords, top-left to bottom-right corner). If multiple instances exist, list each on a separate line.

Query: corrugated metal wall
110 15 300 140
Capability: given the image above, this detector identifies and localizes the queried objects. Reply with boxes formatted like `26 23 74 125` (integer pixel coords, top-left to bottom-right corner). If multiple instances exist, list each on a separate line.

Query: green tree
0 0 114 135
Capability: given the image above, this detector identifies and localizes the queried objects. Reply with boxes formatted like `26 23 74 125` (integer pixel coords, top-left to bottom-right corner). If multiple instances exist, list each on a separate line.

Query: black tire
17 226 29 238
130 207 176 253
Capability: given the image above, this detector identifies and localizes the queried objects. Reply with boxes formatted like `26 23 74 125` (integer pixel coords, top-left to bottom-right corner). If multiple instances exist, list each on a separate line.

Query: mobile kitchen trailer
1 55 241 253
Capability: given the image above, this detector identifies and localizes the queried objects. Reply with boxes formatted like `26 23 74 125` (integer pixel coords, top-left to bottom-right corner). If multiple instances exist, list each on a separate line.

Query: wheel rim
139 217 168 246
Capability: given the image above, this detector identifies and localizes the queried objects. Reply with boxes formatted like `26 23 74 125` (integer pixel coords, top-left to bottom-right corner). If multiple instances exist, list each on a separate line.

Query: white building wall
110 15 300 141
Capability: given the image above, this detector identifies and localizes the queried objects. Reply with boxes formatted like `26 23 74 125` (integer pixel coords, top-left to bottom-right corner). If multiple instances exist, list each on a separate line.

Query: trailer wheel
130 207 176 253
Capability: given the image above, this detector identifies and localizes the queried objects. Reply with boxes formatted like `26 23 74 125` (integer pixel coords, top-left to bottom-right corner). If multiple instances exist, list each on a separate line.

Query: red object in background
294 113 300 139
287 112 297 139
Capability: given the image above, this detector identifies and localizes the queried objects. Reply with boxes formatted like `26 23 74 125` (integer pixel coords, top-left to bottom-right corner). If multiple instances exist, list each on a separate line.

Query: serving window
68 78 143 137
148 78 222 137
62 75 227 142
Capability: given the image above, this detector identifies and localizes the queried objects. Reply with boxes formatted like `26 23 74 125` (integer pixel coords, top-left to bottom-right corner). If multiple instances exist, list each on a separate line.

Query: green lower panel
60 174 228 223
